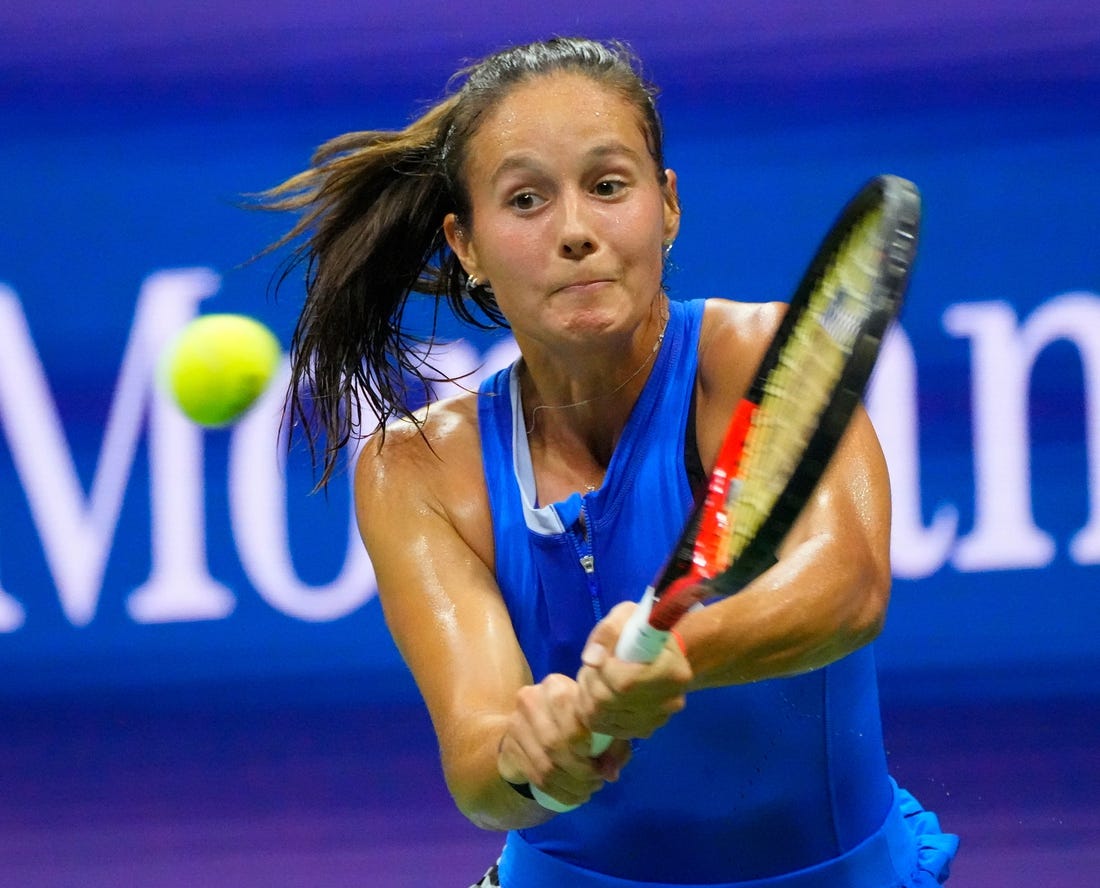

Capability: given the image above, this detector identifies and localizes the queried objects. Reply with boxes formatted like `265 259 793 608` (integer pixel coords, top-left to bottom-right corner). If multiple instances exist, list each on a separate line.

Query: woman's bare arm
577 297 892 724
355 396 624 828
682 297 893 686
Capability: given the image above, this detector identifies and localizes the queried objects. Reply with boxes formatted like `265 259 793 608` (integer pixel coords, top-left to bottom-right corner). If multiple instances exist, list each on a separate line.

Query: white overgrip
614 585 669 663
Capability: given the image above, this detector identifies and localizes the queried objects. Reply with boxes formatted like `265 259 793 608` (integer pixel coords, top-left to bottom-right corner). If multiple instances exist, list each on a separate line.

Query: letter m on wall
0 271 234 630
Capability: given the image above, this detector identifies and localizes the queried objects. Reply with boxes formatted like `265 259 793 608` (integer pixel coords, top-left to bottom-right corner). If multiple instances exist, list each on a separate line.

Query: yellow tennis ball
161 314 281 427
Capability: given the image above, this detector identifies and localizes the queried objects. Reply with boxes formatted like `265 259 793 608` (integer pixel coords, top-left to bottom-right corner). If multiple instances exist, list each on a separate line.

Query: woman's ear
443 213 480 278
661 169 681 245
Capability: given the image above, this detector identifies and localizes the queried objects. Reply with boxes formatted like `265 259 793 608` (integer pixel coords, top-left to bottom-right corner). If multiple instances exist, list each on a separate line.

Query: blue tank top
477 299 894 883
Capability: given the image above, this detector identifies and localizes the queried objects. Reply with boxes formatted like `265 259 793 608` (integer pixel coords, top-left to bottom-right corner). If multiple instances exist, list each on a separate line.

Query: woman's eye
510 192 540 211
594 179 626 197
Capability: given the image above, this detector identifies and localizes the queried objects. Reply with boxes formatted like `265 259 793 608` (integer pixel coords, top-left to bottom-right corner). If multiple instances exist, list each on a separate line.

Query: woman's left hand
575 602 693 740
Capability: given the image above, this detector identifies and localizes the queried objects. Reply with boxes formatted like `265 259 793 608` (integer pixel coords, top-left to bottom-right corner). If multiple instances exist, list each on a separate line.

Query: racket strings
717 208 884 566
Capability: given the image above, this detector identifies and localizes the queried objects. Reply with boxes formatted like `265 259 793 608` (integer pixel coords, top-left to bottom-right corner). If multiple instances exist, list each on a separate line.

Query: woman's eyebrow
489 154 545 186
489 141 644 186
583 141 643 164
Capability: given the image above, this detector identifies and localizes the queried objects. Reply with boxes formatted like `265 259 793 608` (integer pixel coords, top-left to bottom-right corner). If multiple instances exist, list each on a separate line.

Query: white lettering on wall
126 271 236 623
422 337 522 403
943 294 1100 571
867 325 960 579
0 272 234 627
228 369 377 622
1 279 1097 629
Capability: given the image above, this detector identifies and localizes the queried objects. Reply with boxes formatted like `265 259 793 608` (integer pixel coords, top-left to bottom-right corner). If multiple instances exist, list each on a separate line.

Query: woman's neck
521 296 669 438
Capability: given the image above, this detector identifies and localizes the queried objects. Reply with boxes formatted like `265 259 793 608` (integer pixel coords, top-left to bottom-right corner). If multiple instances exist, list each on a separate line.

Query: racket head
648 175 920 628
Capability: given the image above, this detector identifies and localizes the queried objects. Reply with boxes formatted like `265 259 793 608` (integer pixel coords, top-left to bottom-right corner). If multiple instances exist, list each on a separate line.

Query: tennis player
263 36 958 888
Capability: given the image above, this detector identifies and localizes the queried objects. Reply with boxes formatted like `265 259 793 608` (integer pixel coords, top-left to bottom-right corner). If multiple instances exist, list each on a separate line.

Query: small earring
662 239 674 258
465 274 494 295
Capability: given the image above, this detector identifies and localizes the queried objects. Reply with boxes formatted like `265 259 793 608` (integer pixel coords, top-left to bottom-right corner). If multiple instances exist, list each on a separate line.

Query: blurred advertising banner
2 1 1098 702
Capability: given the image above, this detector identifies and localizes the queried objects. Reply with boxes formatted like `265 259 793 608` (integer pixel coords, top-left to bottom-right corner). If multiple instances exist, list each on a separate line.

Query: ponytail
258 97 505 488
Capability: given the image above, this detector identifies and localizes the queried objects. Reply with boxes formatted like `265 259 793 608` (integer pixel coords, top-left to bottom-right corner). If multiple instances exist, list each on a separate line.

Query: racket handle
613 585 669 664
531 588 668 812
530 784 581 812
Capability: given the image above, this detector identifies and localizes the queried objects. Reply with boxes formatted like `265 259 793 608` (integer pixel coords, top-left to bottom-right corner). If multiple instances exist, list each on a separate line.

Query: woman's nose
558 193 598 258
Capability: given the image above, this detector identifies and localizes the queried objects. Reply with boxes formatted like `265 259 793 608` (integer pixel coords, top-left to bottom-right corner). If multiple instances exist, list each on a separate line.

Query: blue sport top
476 299 895 884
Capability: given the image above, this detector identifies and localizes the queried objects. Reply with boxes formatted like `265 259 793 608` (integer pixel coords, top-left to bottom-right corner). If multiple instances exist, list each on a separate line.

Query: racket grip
530 784 580 813
531 588 668 812
613 585 669 664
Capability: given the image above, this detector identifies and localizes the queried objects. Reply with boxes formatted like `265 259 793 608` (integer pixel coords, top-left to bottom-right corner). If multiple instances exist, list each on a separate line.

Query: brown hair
259 37 669 487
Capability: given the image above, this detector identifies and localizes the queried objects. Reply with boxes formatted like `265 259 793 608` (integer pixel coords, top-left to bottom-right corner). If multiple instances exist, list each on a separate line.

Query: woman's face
445 72 680 354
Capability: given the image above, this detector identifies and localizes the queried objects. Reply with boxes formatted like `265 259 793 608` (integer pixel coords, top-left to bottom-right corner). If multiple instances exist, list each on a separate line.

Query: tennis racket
533 173 920 812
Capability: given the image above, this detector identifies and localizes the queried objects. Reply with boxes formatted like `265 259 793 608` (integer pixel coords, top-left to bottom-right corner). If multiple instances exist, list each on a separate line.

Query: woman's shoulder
358 391 481 472
696 297 786 392
354 390 493 557
699 296 785 344
354 392 484 506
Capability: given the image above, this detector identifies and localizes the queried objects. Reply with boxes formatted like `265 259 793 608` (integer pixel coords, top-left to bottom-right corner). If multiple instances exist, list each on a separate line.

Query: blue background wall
2 1 1098 707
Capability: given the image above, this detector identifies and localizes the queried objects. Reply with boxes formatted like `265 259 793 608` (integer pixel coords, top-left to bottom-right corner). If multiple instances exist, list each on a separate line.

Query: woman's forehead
465 72 651 172
483 71 636 127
